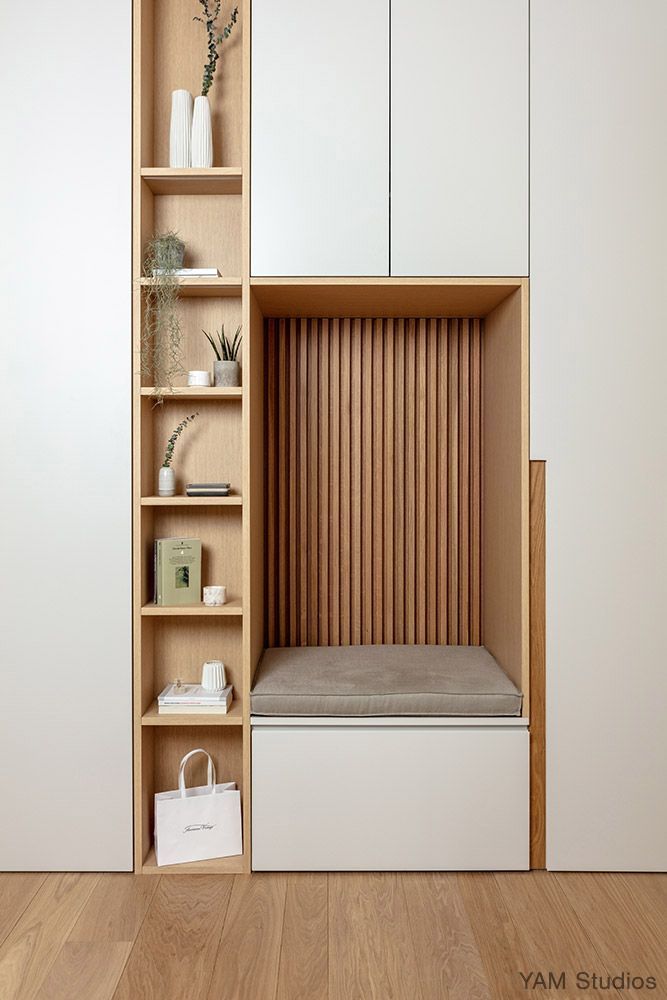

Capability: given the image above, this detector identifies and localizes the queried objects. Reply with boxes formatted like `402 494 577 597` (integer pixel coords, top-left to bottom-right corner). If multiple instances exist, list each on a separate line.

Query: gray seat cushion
251 645 522 717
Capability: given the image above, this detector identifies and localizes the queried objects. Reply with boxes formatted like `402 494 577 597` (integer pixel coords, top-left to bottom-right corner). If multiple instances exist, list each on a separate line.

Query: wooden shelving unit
133 0 251 875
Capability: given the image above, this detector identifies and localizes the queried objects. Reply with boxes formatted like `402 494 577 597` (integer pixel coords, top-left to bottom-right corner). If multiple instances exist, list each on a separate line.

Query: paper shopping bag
154 748 242 866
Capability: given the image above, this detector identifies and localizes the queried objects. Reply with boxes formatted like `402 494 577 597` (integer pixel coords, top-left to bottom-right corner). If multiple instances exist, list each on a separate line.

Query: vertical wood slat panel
265 317 482 648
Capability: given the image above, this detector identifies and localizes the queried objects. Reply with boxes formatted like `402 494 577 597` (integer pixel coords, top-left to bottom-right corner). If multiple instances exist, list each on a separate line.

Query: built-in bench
251 645 529 872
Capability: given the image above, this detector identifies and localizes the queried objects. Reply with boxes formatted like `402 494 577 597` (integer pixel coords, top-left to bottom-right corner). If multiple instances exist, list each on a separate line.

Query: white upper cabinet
251 0 389 277
391 0 528 277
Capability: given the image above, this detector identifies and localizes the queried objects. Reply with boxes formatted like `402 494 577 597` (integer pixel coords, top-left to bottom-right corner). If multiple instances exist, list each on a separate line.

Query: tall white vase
169 90 193 167
191 96 213 168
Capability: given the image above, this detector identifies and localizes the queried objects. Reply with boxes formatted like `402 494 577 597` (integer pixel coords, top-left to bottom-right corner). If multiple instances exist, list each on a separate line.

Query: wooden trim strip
530 460 547 869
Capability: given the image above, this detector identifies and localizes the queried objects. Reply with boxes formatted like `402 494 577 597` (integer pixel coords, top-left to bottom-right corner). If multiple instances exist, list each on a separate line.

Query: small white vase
158 466 176 497
201 660 226 690
169 90 193 168
191 96 213 168
214 360 240 387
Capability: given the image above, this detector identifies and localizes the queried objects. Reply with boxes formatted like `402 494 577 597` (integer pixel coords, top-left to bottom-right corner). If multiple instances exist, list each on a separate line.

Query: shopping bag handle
178 748 217 798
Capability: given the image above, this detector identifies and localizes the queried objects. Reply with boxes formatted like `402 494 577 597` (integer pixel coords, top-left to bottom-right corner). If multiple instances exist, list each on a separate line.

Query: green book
154 538 202 606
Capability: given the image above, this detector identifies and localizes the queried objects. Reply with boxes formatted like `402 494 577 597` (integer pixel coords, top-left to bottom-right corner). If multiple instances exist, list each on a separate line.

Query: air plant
194 1 239 97
141 232 186 399
163 413 199 468
202 323 242 361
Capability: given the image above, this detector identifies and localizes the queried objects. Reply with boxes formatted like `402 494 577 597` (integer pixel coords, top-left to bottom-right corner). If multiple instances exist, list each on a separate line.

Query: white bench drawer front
252 726 529 871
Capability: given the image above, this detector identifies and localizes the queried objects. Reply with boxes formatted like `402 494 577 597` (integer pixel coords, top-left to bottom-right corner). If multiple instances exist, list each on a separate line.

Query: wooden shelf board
141 700 243 726
141 495 243 506
140 386 242 398
141 600 243 617
140 277 242 298
141 167 242 195
142 847 246 875
250 276 525 318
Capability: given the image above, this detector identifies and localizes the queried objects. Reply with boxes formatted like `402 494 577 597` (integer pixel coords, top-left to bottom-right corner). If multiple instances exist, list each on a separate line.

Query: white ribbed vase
158 466 176 497
191 96 213 168
169 90 193 168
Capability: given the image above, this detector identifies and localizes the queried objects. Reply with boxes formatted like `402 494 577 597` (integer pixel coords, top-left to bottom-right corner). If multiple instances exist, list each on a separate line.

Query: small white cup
188 370 211 387
201 660 226 691
203 584 226 606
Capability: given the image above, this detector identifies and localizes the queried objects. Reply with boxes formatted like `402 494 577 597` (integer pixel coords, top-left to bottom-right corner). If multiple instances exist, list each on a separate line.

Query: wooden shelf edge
140 495 243 506
140 277 242 298
141 847 247 875
140 386 243 398
141 700 243 726
141 600 243 617
141 167 242 195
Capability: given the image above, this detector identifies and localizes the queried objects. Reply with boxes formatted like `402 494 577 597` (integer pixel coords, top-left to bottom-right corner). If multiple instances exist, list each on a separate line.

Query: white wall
531 1 667 870
0 3 132 869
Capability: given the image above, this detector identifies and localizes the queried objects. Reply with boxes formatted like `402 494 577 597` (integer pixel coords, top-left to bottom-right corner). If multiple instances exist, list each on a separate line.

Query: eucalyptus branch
163 413 199 468
194 1 239 97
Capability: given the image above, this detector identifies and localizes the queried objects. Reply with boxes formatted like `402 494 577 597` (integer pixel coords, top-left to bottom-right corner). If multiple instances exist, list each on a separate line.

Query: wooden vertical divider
530 461 547 869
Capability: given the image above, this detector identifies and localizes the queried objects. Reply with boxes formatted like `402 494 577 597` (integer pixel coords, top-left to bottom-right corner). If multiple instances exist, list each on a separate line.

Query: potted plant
203 324 242 386
158 412 199 496
141 232 186 398
191 2 239 167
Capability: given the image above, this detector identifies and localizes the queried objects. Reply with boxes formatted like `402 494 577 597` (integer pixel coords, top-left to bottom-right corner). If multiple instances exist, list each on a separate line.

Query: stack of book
157 682 234 715
151 267 221 277
185 482 231 497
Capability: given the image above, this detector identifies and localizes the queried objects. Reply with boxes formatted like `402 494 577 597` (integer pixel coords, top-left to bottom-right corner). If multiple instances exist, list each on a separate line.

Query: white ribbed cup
169 90 193 167
191 96 213 168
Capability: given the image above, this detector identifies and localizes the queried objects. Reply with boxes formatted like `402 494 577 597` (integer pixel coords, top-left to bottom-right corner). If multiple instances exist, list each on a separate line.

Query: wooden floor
0 871 664 999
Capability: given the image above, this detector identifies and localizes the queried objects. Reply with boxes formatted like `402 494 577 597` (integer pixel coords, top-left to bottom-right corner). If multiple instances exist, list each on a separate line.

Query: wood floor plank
113 875 233 1000
0 873 98 1000
329 873 423 1000
37 942 131 1000
0 876 47 948
68 873 157 943
402 873 491 1000
38 874 158 1000
207 873 287 1000
495 872 623 998
556 873 667 990
457 873 525 1000
276 873 327 1000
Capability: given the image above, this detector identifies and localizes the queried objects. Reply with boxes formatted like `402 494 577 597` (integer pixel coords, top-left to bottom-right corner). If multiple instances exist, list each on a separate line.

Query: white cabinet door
391 0 528 277
532 0 667 872
251 0 389 277
252 725 529 871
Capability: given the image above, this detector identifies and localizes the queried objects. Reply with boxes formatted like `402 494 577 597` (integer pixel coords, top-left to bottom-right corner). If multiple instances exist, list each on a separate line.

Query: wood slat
264 317 482 647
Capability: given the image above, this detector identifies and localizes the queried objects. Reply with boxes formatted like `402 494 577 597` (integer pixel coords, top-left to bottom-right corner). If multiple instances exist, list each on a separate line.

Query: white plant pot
158 466 176 497
169 90 193 168
214 360 240 387
191 96 213 168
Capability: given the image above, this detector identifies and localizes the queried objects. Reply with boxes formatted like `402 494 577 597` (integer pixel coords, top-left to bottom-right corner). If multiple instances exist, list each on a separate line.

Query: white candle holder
203 585 227 606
